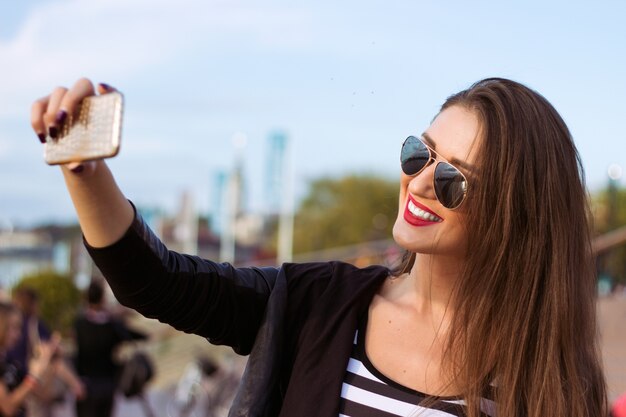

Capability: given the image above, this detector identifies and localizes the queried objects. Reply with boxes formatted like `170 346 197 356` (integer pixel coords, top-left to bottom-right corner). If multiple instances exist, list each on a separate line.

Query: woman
0 303 59 417
7 287 85 417
30 78 607 416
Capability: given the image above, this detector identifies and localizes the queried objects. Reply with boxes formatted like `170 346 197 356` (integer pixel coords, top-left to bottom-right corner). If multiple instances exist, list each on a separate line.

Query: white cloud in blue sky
1 0 625 226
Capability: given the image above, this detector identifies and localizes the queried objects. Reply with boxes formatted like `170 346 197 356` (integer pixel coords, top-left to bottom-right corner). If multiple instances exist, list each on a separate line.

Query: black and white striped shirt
338 319 497 417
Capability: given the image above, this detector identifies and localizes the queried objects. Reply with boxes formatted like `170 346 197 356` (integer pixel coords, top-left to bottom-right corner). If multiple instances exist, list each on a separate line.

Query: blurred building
0 130 295 289
0 224 90 289
0 229 53 289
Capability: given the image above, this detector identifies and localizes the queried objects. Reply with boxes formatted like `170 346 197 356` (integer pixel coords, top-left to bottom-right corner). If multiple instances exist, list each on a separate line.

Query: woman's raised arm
30 78 134 247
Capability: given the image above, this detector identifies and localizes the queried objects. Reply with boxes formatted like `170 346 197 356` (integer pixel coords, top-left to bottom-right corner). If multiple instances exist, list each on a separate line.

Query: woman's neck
406 253 464 316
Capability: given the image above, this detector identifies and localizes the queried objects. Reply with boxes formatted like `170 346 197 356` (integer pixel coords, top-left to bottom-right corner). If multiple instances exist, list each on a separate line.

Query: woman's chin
392 222 424 253
392 220 467 257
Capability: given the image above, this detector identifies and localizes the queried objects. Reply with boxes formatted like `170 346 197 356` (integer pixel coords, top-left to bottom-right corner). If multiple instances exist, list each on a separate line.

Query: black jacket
86 208 389 416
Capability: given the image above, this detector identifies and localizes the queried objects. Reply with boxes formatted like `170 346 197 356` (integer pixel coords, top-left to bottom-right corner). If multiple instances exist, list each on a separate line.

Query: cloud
0 0 313 119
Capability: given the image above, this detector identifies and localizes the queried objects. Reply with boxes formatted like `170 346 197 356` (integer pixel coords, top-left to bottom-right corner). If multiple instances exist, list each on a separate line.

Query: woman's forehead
425 105 482 166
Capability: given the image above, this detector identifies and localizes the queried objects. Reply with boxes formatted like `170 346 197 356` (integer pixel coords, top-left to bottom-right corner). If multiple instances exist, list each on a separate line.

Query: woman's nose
407 162 437 200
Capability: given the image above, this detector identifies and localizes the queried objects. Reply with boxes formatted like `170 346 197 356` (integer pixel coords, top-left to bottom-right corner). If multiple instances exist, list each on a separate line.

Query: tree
592 185 626 285
293 174 398 255
13 270 81 335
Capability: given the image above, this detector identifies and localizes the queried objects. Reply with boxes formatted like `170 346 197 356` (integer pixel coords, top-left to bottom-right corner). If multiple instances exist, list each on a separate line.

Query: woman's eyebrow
421 132 477 173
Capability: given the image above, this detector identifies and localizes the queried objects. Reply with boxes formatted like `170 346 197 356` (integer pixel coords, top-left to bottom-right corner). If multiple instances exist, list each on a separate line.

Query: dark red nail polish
37 133 46 144
49 126 58 139
71 165 84 173
99 83 112 91
55 110 67 125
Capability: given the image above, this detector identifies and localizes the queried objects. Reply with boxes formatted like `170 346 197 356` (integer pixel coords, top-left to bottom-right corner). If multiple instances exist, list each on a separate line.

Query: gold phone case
44 92 124 165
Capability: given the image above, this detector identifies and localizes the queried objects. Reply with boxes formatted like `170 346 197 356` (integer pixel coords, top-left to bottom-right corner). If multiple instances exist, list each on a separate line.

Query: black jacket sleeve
85 207 279 355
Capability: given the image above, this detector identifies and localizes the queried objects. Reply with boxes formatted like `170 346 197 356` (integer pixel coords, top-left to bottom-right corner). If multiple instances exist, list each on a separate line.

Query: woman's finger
43 86 67 139
97 82 117 95
56 78 96 132
31 96 50 143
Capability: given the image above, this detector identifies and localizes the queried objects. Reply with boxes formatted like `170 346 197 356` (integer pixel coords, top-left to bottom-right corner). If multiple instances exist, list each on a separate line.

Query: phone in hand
44 92 124 165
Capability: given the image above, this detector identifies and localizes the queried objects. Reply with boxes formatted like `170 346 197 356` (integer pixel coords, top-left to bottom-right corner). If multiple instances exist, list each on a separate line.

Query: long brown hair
403 79 607 416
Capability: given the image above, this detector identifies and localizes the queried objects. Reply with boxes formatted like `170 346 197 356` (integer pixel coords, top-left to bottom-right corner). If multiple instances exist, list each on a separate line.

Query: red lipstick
403 195 443 227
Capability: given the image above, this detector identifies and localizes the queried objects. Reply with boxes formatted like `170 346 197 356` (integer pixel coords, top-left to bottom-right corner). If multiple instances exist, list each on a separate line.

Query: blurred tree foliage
14 270 81 335
293 174 398 254
592 185 626 285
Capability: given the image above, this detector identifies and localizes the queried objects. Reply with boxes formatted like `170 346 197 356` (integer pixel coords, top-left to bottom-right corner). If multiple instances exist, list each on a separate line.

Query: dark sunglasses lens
434 162 467 209
401 136 430 175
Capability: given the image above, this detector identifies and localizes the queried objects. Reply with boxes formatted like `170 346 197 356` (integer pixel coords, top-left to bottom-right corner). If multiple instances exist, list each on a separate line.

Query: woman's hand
29 78 134 247
30 78 116 176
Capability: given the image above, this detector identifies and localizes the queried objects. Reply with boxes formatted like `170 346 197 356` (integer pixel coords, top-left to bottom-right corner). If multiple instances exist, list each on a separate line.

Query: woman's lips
403 196 443 226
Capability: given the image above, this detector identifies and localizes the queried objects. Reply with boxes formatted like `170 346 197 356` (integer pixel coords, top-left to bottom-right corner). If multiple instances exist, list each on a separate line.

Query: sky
1 0 625 228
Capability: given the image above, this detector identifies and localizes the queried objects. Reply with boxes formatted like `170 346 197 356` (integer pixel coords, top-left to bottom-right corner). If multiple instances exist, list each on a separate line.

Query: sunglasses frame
400 135 469 210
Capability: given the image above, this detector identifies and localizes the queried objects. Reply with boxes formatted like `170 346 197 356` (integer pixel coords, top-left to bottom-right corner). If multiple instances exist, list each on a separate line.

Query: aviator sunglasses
400 135 468 210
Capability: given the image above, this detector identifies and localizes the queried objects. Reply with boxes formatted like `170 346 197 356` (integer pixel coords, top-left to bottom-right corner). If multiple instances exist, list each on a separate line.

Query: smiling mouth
404 197 443 225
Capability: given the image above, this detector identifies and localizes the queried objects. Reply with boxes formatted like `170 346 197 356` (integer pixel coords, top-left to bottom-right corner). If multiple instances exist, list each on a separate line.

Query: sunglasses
400 135 468 210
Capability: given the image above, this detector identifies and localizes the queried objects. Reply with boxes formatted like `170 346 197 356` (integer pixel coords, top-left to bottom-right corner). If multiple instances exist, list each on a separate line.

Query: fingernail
99 83 112 91
55 110 67 125
71 165 84 173
37 133 46 144
49 126 58 139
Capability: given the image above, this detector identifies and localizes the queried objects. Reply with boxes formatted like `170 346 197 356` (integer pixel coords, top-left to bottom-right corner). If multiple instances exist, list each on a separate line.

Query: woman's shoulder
281 261 390 308
282 261 389 284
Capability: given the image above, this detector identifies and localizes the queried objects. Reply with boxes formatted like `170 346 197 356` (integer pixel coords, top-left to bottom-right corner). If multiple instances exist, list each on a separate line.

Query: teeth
408 201 442 222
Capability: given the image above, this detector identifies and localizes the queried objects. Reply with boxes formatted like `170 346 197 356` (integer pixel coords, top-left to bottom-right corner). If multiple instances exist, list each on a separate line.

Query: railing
593 225 626 254
242 227 626 268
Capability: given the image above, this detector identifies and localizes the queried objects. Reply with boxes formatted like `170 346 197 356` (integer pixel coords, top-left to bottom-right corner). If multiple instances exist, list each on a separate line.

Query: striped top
338 318 497 417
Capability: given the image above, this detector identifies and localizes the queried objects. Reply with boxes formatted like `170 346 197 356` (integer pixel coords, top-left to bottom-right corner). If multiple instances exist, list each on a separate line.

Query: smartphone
44 92 124 165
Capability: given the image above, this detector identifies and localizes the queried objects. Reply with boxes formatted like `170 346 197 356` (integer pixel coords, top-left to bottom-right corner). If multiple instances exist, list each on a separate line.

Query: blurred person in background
7 287 85 417
0 302 60 417
73 279 147 417
29 77 607 417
